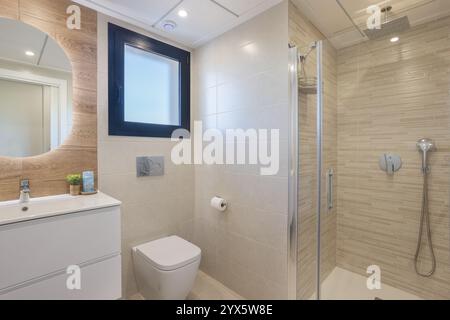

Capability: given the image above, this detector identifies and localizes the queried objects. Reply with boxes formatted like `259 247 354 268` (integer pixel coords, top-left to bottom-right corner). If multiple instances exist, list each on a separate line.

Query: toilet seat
134 236 201 271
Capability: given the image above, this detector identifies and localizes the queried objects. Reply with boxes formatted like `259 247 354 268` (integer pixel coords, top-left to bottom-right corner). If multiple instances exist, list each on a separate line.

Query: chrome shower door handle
327 169 334 210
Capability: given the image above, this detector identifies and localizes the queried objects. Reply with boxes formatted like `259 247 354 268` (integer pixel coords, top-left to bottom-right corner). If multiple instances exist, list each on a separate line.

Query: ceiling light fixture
25 50 35 57
390 36 400 43
178 9 188 18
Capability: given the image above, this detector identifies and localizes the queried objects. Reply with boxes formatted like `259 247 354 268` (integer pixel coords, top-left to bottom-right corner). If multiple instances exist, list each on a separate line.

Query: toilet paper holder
211 196 228 212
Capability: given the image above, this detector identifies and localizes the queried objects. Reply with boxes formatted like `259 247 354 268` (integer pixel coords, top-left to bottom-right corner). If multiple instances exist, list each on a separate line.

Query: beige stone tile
188 271 243 300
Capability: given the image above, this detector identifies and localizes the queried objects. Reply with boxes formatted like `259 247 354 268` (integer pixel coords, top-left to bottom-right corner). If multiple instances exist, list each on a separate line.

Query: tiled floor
129 271 243 300
188 271 243 300
131 267 422 301
319 268 422 300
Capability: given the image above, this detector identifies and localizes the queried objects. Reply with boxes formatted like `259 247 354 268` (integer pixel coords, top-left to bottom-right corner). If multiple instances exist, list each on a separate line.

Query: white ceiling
74 0 283 48
292 0 450 49
0 18 71 72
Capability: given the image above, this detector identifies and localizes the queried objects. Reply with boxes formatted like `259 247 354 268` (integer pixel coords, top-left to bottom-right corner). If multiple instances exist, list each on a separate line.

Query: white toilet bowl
132 236 201 300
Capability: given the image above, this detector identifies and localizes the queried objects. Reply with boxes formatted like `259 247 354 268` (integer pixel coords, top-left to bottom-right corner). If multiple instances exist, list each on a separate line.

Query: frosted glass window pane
124 45 180 126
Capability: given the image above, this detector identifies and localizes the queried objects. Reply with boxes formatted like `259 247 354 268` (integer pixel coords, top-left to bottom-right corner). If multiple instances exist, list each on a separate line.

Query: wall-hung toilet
132 236 201 300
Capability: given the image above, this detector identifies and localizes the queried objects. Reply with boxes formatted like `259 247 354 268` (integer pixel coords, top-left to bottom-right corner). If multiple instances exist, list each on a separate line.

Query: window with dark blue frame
108 23 190 138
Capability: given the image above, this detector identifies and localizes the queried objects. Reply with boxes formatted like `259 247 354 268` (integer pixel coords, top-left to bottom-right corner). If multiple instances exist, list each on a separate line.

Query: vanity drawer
0 255 122 300
0 206 121 290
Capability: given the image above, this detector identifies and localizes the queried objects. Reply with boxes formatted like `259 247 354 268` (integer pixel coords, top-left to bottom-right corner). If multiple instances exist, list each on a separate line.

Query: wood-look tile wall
337 16 450 299
289 1 338 300
0 0 97 201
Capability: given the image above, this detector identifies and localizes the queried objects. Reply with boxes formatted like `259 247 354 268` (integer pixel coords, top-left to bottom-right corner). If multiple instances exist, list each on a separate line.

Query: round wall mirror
0 18 72 158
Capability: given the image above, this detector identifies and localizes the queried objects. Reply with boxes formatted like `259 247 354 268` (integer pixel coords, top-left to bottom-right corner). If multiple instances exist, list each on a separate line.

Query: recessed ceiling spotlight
25 50 35 57
390 36 400 43
178 9 188 18
162 20 177 32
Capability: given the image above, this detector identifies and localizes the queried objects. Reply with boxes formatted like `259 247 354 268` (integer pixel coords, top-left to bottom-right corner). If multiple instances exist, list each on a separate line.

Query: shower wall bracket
379 154 402 175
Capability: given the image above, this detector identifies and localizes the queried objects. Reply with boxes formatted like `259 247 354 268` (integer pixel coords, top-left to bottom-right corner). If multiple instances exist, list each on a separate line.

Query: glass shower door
289 39 330 300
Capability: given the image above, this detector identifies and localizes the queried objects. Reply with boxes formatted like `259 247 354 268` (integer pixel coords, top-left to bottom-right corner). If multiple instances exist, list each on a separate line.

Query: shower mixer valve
379 154 402 175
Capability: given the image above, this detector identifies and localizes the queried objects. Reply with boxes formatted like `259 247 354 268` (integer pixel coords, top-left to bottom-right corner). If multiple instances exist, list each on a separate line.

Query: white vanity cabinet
0 193 122 300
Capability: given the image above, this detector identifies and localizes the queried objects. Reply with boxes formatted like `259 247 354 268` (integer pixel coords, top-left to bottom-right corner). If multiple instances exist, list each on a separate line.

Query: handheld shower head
417 138 435 153
415 138 437 277
417 138 436 173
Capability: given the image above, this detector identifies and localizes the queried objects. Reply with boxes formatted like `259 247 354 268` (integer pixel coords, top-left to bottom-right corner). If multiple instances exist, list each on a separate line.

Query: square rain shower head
363 16 411 40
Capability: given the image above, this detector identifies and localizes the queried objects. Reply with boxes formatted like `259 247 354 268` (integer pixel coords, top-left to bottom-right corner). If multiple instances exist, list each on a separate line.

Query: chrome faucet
19 179 31 203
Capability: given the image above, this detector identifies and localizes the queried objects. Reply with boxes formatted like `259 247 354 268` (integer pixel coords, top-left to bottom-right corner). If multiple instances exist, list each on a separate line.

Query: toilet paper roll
210 197 228 212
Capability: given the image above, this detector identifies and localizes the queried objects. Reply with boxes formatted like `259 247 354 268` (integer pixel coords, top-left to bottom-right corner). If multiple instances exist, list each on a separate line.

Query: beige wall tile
193 1 290 299
336 16 450 300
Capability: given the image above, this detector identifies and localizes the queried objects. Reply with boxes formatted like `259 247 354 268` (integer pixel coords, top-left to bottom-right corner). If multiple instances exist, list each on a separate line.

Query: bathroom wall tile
216 205 287 259
254 176 289 214
216 68 288 114
228 265 265 299
121 202 172 243
194 166 227 202
176 219 195 243
121 248 138 296
258 68 289 107
257 105 290 141
97 16 108 75
217 203 253 238
194 195 222 228
194 42 218 90
198 114 217 132
193 1 289 299
192 218 219 276
216 6 288 86
216 75 261 112
198 86 217 117
96 103 109 142
248 210 288 250
215 233 288 299
97 71 108 107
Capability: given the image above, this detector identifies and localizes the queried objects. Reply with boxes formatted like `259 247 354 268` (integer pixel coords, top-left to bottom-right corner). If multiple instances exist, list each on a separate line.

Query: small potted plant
66 174 82 196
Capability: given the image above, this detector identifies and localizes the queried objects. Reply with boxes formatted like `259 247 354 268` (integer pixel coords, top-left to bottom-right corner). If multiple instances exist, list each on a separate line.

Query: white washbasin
0 192 121 226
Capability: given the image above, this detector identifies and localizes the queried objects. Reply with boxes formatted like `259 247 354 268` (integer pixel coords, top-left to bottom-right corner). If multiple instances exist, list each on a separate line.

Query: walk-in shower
288 0 450 300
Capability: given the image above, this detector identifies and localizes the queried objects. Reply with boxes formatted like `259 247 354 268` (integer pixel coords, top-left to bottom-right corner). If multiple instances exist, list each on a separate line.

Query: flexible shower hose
414 170 437 277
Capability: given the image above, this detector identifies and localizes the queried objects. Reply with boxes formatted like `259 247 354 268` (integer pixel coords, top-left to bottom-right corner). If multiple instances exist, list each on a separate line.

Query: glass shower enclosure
289 2 450 300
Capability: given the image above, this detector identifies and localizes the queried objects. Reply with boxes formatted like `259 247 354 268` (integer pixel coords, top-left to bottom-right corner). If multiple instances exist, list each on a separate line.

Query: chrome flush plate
136 156 165 177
